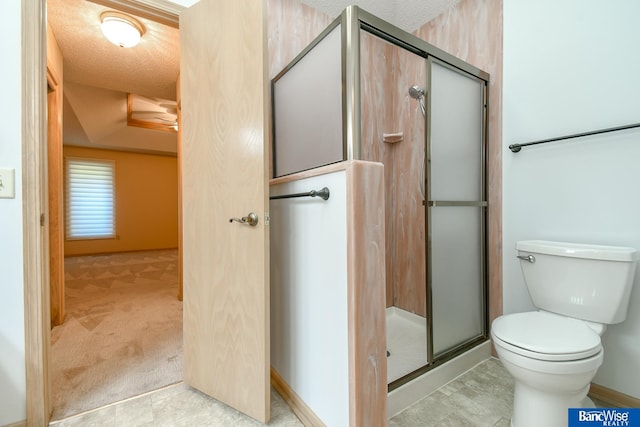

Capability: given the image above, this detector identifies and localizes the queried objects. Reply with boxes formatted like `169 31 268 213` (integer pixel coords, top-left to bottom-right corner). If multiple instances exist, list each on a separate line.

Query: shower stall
272 6 488 390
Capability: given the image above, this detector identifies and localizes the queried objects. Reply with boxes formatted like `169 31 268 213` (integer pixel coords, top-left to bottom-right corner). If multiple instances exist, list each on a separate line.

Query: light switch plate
0 168 15 198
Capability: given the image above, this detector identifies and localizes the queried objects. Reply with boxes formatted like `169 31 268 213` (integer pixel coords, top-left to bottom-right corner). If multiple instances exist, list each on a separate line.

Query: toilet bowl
492 240 638 427
492 311 603 427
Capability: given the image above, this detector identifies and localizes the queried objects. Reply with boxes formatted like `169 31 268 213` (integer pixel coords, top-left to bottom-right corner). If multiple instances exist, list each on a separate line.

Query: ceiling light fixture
100 11 144 48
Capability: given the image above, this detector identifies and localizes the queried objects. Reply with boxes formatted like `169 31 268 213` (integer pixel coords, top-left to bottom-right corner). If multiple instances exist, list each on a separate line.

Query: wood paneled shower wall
361 0 504 322
360 32 428 316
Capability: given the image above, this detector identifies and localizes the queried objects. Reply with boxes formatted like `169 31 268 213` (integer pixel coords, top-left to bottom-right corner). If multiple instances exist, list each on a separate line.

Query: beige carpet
51 249 183 421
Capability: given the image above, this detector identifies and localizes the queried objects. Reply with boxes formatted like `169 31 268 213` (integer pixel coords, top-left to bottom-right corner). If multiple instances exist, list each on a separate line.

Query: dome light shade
100 11 144 48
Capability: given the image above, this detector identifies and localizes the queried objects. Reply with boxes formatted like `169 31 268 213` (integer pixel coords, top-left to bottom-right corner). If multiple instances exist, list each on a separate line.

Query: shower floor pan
386 307 428 383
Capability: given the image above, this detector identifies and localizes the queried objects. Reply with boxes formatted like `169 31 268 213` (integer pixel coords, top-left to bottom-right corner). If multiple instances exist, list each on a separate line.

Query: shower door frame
269 5 490 391
424 56 489 363
342 7 490 390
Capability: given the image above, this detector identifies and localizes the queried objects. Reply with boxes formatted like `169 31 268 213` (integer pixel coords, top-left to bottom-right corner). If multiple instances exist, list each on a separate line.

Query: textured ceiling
48 0 180 153
165 0 461 32
296 0 461 32
48 0 180 100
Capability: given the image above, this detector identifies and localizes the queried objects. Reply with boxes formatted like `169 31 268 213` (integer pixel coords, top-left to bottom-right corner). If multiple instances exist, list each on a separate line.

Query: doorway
46 0 183 420
28 0 274 424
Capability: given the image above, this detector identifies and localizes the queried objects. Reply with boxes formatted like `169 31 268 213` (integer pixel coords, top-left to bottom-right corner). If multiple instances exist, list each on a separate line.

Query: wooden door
180 0 270 423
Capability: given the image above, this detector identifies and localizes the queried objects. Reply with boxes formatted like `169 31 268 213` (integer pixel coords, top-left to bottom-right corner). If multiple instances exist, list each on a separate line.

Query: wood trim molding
176 75 183 301
63 143 177 158
589 383 640 408
47 68 65 328
269 160 379 186
23 0 51 425
126 94 177 133
270 368 326 427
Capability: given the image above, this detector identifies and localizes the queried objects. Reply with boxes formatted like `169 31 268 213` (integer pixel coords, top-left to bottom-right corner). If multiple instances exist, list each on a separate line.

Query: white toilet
491 240 638 427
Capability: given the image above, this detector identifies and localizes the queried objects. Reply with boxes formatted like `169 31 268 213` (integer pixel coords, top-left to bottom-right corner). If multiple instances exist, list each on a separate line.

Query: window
65 157 116 240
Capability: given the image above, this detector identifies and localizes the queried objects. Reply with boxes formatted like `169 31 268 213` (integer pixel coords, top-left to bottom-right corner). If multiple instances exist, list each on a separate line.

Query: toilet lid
492 312 601 361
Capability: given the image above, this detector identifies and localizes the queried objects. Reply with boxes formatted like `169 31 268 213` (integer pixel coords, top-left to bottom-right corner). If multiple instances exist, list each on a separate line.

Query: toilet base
583 396 595 408
510 382 593 427
494 343 602 427
509 395 594 427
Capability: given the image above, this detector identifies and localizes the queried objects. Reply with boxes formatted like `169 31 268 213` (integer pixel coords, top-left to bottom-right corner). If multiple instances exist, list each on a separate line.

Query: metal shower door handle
516 254 536 263
229 212 259 226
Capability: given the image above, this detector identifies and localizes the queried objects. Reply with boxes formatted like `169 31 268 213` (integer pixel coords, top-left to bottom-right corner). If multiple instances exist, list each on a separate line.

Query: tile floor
389 357 514 427
48 357 609 427
50 358 514 426
49 383 302 427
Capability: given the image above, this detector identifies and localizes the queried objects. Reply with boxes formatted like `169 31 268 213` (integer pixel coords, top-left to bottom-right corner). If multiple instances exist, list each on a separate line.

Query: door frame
48 59 64 327
22 0 183 424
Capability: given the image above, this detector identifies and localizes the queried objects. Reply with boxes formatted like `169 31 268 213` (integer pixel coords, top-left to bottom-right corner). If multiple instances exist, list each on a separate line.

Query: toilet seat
492 311 602 362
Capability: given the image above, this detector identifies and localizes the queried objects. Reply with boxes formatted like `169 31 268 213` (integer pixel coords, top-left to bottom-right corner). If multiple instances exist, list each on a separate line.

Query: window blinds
65 158 116 239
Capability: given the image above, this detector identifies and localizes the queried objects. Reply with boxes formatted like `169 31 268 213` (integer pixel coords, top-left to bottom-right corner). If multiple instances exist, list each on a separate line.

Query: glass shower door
427 58 487 359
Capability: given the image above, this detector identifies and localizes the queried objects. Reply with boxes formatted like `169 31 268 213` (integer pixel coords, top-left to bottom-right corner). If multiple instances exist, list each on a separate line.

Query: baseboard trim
589 383 640 408
2 421 27 427
63 247 179 258
270 368 326 427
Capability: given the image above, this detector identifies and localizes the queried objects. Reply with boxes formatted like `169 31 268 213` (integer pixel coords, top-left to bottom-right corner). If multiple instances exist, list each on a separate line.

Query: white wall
270 170 349 426
0 1 27 425
503 0 640 397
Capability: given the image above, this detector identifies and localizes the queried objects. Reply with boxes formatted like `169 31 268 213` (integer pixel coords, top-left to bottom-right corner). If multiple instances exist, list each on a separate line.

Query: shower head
409 85 427 117
409 85 426 100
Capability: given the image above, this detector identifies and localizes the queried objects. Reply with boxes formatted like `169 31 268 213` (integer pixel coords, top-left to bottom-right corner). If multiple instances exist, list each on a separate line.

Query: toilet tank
516 240 638 324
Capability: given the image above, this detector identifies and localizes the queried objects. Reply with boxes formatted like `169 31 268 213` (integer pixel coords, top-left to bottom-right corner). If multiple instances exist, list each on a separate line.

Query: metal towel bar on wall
270 187 330 201
508 122 640 153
